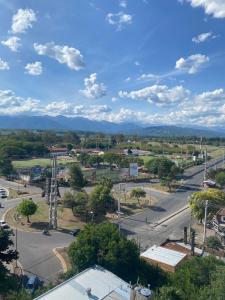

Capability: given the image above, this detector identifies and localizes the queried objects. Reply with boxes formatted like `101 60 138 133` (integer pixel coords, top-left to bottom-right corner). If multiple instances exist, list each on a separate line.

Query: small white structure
34 265 131 300
141 245 187 272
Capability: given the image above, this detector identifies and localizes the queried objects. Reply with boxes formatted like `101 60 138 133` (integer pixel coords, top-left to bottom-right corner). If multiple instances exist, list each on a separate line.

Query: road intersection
0 157 223 282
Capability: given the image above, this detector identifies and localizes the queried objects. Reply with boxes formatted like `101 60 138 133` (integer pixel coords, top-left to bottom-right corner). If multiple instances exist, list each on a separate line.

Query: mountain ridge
0 115 223 137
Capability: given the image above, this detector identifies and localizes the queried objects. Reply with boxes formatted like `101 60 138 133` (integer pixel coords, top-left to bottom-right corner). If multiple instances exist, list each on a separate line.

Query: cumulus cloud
119 84 190 105
184 0 225 18
0 58 9 70
106 11 132 30
119 1 127 8
1 36 21 52
0 90 39 114
25 62 43 76
175 54 209 74
34 42 85 70
80 73 107 99
1 86 225 127
192 32 216 43
11 9 37 34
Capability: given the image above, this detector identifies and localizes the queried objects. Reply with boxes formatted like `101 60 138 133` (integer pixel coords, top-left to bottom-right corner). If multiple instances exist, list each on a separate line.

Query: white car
0 220 9 229
0 189 7 198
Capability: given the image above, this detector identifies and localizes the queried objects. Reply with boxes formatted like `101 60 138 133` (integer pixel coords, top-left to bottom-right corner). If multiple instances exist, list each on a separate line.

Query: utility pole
203 148 207 181
202 200 209 248
45 177 51 204
49 156 58 229
223 148 225 168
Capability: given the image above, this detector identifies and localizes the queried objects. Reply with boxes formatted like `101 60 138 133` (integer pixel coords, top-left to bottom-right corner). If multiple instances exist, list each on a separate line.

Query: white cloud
0 58 9 70
1 36 21 52
185 0 225 18
119 84 190 105
119 1 127 8
175 54 209 74
192 32 216 43
106 11 132 30
80 73 107 99
0 90 39 114
134 61 140 66
1 87 225 127
11 8 37 34
25 62 43 76
138 73 160 82
125 77 131 82
34 42 85 70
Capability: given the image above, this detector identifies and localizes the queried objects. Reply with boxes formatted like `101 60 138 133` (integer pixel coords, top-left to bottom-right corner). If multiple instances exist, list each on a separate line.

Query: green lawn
12 157 77 169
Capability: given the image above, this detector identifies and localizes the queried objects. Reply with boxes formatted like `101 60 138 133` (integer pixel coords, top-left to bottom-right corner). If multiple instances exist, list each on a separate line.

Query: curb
153 205 189 228
144 187 170 195
52 247 68 273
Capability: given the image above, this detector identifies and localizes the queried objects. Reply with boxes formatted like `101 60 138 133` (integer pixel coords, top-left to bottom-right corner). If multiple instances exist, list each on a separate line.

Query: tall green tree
17 199 37 223
130 188 146 205
69 222 166 287
189 189 225 223
69 164 86 191
215 171 225 188
89 184 115 218
0 154 13 176
0 228 18 293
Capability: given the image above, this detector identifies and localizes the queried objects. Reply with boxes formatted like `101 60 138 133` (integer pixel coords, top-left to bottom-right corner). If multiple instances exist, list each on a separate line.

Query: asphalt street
0 157 223 283
119 157 224 248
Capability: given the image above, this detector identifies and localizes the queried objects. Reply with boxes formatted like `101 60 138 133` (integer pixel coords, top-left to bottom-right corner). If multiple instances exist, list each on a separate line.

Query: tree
17 199 37 223
189 189 225 223
89 184 115 218
68 223 166 287
155 256 225 300
0 228 18 292
0 154 13 176
77 153 91 166
4 289 32 300
145 157 175 178
130 188 146 205
69 164 86 191
215 171 225 188
206 236 222 250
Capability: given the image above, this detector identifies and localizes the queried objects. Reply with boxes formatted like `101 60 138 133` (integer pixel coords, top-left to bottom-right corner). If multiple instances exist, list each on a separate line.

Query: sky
0 0 225 128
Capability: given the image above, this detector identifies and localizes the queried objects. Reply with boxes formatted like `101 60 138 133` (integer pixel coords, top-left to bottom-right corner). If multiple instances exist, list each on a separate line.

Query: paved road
0 157 223 282
119 157 224 248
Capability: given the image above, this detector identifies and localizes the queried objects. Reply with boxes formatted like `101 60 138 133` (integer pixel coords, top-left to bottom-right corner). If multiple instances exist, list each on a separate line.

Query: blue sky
0 0 225 127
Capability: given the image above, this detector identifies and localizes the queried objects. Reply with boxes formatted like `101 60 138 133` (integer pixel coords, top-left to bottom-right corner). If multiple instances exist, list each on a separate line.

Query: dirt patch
5 201 86 232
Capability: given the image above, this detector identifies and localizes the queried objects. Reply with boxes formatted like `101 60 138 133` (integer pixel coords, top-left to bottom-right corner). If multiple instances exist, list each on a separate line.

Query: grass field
12 157 77 169
5 201 85 231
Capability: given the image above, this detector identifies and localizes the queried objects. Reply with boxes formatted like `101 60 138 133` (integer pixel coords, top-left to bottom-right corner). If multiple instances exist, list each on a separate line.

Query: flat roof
141 245 187 267
34 265 130 300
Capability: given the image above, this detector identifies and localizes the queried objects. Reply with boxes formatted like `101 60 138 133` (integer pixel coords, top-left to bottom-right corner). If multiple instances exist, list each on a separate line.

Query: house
212 208 225 245
34 265 153 300
140 245 187 272
48 147 68 157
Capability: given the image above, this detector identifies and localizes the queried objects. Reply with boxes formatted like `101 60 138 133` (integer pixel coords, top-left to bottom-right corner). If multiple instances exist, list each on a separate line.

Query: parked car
26 275 40 294
0 220 9 229
0 188 7 198
71 228 80 236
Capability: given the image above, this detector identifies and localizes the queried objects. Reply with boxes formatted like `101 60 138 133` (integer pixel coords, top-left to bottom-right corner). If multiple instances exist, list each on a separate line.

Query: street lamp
90 211 94 222
14 213 22 275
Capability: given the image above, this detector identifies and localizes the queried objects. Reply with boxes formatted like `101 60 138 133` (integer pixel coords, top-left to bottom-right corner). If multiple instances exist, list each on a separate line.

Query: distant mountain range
0 115 224 137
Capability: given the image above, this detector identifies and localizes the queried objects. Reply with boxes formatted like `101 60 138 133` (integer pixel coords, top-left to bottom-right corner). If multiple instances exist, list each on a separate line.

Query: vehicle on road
0 188 7 198
26 275 40 294
71 228 80 236
0 220 9 229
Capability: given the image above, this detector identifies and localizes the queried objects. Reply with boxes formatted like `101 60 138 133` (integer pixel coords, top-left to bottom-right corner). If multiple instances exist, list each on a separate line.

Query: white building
35 265 152 300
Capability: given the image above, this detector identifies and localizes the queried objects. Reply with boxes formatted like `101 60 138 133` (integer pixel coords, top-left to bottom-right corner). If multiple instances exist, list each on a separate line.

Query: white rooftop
141 245 187 267
34 265 130 300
